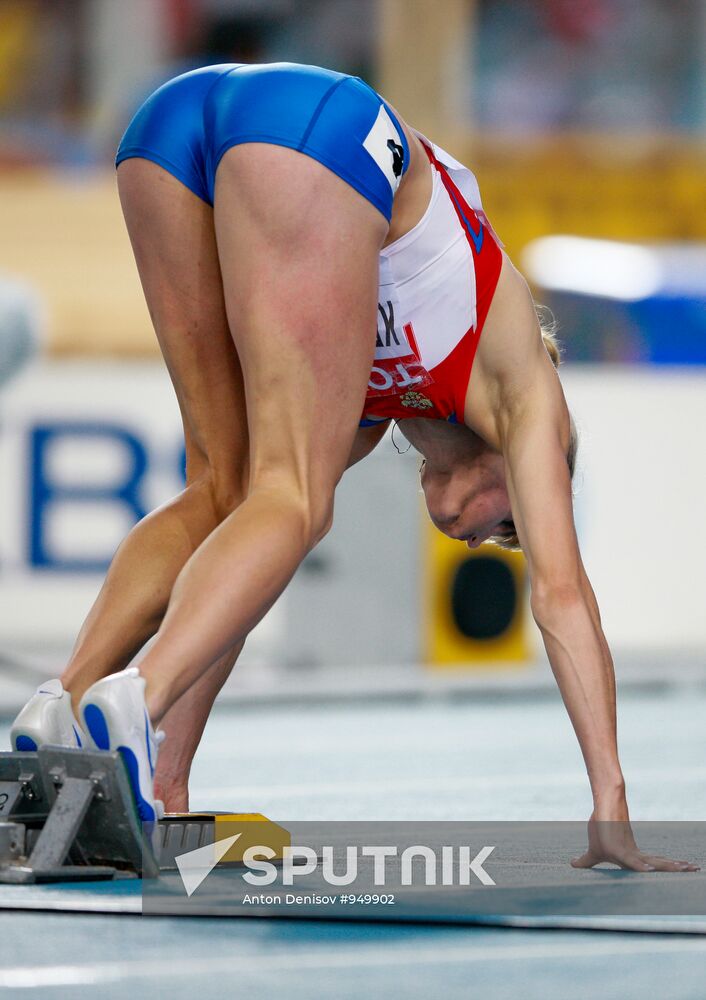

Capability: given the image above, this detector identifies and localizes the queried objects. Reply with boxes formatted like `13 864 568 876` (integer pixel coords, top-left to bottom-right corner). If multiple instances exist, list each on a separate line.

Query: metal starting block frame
0 747 290 884
0 747 158 883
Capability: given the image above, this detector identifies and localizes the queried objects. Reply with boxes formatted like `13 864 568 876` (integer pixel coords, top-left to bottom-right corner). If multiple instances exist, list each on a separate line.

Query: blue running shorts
116 62 410 221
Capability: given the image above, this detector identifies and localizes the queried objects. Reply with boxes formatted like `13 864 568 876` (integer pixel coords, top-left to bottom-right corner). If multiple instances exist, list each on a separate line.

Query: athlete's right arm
346 421 391 468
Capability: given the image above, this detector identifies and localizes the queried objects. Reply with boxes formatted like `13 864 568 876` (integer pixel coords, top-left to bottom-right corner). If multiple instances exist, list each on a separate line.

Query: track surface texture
1 682 706 998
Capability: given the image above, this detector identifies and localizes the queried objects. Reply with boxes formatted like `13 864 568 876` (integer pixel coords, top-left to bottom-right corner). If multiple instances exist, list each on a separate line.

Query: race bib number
363 105 405 194
366 261 433 400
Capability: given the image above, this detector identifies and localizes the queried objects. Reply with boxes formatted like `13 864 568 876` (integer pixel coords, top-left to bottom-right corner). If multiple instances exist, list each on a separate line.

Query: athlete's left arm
473 263 696 871
496 350 628 802
499 358 695 869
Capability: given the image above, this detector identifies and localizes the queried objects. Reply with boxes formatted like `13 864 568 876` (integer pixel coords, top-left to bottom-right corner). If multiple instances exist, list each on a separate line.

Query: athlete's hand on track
571 812 700 872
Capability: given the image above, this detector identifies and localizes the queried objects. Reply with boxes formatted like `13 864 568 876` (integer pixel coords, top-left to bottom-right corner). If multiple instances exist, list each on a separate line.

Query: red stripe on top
421 142 503 420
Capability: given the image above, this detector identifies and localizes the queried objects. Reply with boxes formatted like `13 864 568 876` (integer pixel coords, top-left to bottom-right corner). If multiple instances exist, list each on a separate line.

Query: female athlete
11 62 696 871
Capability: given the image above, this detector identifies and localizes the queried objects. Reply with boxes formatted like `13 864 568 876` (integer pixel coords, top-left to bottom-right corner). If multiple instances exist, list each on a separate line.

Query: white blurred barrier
561 367 706 654
0 360 704 666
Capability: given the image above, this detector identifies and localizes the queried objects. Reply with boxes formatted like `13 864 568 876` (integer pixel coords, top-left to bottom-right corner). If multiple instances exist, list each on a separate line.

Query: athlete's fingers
571 848 699 872
618 854 657 872
641 854 700 872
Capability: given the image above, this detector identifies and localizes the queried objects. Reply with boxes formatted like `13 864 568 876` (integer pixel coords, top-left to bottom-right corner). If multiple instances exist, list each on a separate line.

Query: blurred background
1 0 705 711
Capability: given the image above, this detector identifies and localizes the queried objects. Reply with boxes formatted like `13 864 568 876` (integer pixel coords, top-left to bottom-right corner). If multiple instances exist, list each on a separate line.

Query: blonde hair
489 306 578 552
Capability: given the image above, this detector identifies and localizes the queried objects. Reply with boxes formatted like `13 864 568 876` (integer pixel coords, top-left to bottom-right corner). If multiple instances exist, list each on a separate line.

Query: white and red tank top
360 137 503 426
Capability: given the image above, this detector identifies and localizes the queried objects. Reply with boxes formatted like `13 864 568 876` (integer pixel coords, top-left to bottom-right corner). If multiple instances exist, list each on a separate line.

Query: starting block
0 747 289 884
158 812 291 870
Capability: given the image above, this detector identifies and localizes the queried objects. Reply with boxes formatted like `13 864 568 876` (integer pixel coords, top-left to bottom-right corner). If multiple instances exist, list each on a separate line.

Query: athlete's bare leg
59 163 251 800
153 645 238 811
60 475 240 707
132 144 387 722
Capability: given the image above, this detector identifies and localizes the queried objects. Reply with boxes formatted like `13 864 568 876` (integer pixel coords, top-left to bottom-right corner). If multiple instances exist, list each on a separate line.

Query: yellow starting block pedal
158 812 291 869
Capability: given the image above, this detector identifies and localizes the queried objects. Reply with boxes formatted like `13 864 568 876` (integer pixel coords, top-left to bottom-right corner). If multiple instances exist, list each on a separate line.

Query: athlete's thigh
117 158 248 493
213 144 387 495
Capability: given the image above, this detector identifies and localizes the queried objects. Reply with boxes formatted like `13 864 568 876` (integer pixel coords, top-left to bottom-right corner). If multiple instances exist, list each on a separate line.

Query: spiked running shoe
11 678 86 751
79 667 165 847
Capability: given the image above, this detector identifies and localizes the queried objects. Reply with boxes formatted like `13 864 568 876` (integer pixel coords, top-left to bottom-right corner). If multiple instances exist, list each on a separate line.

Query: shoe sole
82 702 156 823
12 688 86 751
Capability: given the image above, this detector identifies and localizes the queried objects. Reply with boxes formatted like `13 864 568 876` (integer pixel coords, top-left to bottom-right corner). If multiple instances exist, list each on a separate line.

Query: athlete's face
420 456 514 549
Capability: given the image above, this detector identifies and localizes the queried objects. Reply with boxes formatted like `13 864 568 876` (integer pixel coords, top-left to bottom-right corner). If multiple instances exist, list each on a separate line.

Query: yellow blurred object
0 1 36 107
465 135 706 263
423 515 531 668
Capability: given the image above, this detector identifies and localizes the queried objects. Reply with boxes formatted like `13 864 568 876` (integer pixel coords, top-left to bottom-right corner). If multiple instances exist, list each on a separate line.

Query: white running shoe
10 678 87 752
79 666 165 846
